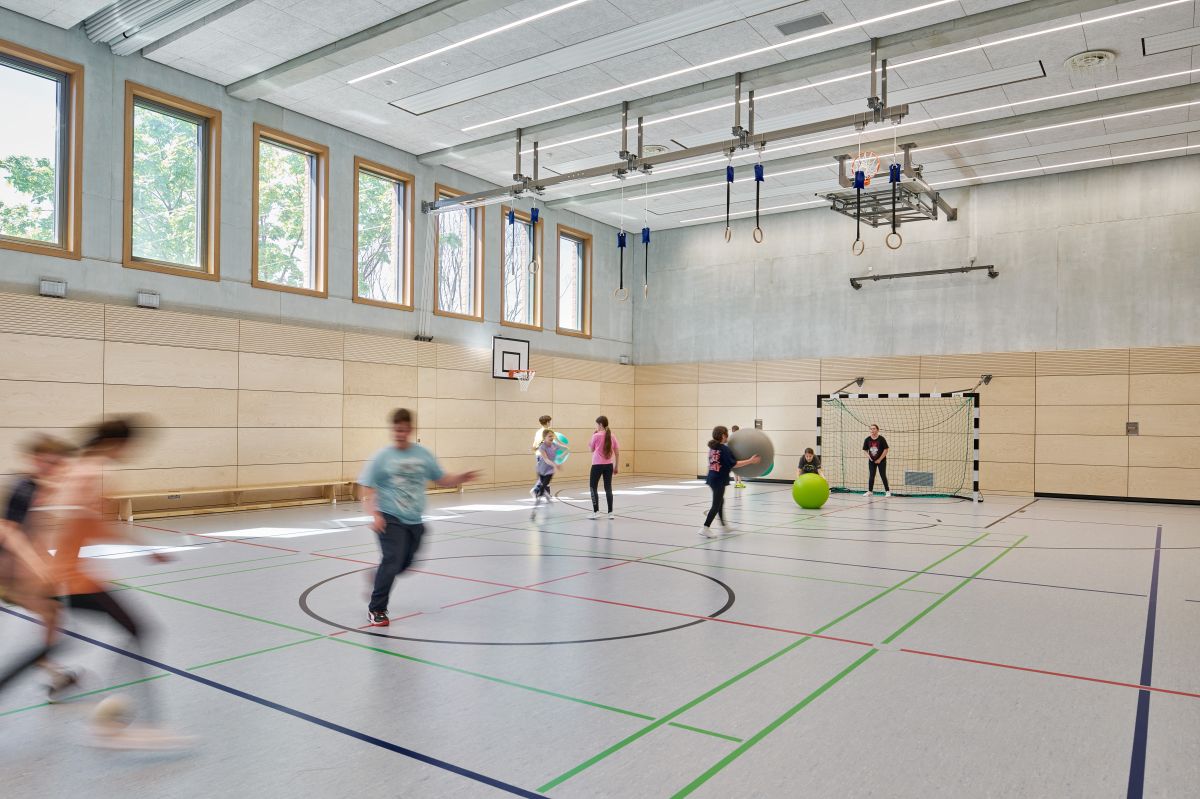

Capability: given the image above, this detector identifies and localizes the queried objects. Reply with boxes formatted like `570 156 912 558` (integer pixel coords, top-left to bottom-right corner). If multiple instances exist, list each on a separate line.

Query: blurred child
532 429 560 515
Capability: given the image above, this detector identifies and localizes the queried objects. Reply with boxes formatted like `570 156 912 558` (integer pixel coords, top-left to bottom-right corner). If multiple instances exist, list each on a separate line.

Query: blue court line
0 607 547 799
1126 525 1162 799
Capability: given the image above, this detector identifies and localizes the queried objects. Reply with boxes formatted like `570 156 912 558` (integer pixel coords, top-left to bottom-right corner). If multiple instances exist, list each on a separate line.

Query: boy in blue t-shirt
358 408 479 626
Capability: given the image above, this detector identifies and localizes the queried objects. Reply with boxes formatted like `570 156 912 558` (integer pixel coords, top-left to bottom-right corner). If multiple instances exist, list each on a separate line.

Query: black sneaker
368 610 389 627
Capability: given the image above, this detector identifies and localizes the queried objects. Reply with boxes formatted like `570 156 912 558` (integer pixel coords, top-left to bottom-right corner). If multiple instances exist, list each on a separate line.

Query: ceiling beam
417 0 1127 166
550 82 1200 209
221 0 512 101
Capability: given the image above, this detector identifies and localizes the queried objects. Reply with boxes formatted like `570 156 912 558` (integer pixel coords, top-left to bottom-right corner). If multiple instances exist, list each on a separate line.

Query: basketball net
509 369 535 392
850 150 881 187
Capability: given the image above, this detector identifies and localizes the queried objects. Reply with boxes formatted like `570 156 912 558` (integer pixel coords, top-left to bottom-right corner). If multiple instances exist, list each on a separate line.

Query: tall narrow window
124 83 220 279
500 205 541 330
252 124 328 296
0 40 82 259
354 157 413 310
433 184 483 321
557 225 591 338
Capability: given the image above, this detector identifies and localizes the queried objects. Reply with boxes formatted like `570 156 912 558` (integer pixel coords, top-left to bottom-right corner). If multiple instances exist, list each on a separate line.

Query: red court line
438 570 590 610
133 523 303 554
132 518 1200 701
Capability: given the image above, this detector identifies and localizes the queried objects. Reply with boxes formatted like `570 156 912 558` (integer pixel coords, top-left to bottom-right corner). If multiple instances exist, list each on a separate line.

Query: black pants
868 460 890 492
590 464 614 513
370 516 424 613
534 473 553 497
704 481 727 527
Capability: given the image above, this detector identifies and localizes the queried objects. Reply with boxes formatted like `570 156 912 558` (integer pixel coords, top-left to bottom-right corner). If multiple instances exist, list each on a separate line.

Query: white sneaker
607 513 615 520
862 491 872 497
589 512 599 520
698 527 717 538
90 723 196 751
884 491 892 498
721 524 738 534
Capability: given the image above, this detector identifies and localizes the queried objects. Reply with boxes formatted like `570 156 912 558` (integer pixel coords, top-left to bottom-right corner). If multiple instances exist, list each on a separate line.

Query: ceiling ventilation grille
776 12 832 37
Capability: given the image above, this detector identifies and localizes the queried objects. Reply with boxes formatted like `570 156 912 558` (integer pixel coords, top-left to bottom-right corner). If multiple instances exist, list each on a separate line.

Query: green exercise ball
792 473 830 509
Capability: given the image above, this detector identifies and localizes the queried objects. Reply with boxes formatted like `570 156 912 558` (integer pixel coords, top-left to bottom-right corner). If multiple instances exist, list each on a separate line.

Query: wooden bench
107 480 353 522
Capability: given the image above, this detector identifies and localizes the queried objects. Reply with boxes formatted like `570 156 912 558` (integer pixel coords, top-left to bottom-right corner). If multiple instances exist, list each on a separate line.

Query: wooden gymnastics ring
852 239 866 256
724 227 732 242
885 231 902 250
613 287 630 302
752 227 764 243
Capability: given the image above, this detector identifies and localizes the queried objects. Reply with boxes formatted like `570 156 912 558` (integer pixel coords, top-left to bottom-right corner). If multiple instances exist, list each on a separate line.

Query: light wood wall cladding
633 346 1200 502
0 292 634 513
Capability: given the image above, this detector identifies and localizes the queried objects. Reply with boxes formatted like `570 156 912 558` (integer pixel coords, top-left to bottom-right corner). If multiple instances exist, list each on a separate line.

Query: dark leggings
590 464 614 513
534 473 553 497
63 590 157 718
704 482 727 527
868 459 890 491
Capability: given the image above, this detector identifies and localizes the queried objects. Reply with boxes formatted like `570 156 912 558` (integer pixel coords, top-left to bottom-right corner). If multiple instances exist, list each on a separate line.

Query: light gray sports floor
2 479 1198 798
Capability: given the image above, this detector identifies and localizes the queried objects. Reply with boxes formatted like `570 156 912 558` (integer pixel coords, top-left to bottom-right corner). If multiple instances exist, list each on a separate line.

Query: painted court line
1126 525 1162 799
0 607 546 799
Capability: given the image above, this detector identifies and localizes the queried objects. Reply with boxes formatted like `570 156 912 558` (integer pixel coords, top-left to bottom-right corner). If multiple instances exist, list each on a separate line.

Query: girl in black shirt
797 448 822 476
863 424 891 496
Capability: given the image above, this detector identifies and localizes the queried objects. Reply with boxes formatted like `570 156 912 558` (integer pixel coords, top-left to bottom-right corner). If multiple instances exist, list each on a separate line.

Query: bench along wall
0 292 636 515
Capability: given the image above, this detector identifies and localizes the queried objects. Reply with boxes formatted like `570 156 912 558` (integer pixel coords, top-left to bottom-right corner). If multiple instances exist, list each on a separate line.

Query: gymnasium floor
1 480 1198 798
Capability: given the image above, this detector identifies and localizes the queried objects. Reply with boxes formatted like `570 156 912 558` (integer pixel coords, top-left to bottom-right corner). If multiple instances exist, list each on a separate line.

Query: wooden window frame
498 204 542 332
250 123 329 298
352 156 414 311
431 183 484 322
122 81 221 281
0 39 83 261
556 224 592 339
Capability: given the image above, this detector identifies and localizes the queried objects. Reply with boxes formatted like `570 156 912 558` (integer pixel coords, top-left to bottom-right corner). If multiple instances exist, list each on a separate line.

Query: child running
359 408 479 626
529 414 553 500
588 416 619 520
699 426 760 539
797 448 822 477
531 429 560 516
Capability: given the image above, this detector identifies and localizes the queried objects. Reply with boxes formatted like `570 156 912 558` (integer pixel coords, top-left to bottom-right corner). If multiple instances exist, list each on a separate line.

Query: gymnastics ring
885 231 903 250
851 239 866 256
613 287 630 302
752 227 764 243
528 258 540 274
724 227 732 242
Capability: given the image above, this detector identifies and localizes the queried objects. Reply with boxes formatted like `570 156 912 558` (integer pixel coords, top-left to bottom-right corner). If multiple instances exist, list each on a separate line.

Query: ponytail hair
708 425 729 449
596 416 613 458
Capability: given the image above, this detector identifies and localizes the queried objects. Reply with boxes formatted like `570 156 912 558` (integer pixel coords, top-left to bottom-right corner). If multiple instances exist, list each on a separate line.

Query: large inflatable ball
792 473 830 509
554 432 570 465
728 429 775 479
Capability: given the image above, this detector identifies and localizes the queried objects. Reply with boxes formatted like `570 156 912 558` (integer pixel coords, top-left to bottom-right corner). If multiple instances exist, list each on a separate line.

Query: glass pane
0 60 62 245
437 207 475 315
132 102 202 268
257 139 315 289
559 235 585 331
503 217 535 325
357 171 405 304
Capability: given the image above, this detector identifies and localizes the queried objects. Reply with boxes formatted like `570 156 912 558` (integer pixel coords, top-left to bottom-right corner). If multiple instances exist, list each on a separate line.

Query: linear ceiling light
350 0 593 84
931 143 1199 187
679 199 825 224
524 0 1189 156
463 0 960 131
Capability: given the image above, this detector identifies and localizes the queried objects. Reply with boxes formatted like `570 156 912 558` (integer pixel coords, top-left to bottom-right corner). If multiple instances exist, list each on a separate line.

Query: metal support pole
880 58 888 113
747 89 755 137
636 116 644 160
619 101 629 159
513 128 523 182
732 72 743 137
532 141 540 183
868 38 880 115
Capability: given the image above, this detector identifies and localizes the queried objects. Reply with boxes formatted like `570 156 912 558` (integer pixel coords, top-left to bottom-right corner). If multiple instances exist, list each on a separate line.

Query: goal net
817 393 979 499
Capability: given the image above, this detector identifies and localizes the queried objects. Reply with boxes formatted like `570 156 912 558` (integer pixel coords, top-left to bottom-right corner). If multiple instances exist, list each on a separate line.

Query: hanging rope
887 125 902 250
752 160 765 243
724 160 734 242
529 206 541 271
852 165 865 256
614 184 628 301
641 177 650 297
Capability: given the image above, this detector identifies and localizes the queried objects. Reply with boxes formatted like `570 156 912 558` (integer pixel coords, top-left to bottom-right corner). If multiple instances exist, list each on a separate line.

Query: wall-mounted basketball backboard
492 336 530 379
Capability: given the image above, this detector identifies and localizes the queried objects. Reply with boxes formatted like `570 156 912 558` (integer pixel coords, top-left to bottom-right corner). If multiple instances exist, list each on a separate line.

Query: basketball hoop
508 369 535 392
850 150 881 186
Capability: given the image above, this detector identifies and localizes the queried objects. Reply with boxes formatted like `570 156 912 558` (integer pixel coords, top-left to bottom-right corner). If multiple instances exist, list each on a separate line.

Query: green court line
186 636 325 670
113 583 742 741
0 674 169 718
109 552 301 582
666 722 743 743
670 535 1027 798
112 556 335 591
537 532 989 792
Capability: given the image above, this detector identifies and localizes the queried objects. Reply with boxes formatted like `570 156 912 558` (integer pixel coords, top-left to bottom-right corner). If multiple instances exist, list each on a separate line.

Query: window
500 205 541 330
123 83 220 279
353 157 413 310
0 40 82 259
433 184 483 321
556 225 591 337
252 124 328 296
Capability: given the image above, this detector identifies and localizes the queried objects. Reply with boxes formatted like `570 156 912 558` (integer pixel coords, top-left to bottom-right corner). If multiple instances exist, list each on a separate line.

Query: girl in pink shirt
588 416 619 519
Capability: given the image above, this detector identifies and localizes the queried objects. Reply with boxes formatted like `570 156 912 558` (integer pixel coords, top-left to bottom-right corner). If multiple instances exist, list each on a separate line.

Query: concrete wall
634 155 1200 365
0 9 632 361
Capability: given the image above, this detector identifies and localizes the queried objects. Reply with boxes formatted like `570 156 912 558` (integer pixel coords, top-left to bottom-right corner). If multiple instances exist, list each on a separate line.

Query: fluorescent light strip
679 199 824 224
931 144 1199 186
350 0 593 84
463 0 959 131
522 0 1189 157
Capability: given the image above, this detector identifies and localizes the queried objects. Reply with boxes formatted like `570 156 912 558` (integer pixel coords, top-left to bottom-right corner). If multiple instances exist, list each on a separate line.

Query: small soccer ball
792 473 830 509
93 695 134 727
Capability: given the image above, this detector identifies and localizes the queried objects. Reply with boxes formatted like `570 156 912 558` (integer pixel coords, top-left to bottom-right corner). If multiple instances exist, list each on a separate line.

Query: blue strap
507 208 515 225
754 163 764 182
889 163 901 184
530 207 539 224
853 170 866 190
641 227 651 244
726 165 735 183
617 231 626 248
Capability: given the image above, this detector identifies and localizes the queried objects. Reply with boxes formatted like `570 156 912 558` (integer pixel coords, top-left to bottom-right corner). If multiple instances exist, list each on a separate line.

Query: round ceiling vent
643 144 670 155
1065 50 1116 70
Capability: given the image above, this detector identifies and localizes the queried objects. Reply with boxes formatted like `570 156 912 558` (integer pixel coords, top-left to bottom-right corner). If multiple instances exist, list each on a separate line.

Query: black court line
1126 525 1162 799
985 498 1038 528
0 607 547 799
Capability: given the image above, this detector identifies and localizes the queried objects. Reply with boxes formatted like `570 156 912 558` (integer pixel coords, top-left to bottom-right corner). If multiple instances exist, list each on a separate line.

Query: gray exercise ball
728 429 775 479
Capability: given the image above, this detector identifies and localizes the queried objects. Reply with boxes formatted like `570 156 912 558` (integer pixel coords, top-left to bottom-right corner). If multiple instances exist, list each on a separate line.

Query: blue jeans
369 515 424 613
